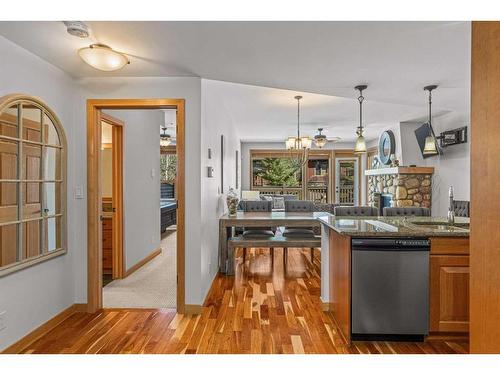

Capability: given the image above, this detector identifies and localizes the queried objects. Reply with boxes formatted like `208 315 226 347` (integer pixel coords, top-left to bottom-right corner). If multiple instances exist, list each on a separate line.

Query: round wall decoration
378 130 396 165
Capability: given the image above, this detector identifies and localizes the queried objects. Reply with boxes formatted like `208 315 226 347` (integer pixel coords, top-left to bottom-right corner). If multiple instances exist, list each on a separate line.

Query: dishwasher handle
352 238 430 250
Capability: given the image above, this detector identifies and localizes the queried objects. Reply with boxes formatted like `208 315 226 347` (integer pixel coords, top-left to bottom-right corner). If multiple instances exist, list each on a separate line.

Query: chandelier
285 95 312 166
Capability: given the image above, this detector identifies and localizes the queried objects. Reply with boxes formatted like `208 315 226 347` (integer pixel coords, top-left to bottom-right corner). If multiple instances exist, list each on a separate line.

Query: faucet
448 186 455 225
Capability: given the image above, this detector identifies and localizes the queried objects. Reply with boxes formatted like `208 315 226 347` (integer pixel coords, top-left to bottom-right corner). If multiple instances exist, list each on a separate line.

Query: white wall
0 36 77 351
399 113 470 216
103 110 163 271
74 77 203 305
200 80 241 299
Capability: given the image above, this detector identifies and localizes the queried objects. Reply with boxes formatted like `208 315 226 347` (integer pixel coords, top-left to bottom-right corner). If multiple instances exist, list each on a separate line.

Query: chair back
334 206 378 217
243 200 272 212
285 200 314 212
383 207 430 217
453 200 470 217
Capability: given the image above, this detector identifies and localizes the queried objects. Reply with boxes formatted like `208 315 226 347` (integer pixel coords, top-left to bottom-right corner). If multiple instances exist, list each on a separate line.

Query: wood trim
470 21 500 353
86 98 186 315
1 303 87 354
101 113 125 280
124 247 162 278
184 304 203 315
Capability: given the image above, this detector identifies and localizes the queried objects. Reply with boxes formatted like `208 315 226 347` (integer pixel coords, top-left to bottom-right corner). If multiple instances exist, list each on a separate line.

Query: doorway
86 99 185 314
334 156 360 205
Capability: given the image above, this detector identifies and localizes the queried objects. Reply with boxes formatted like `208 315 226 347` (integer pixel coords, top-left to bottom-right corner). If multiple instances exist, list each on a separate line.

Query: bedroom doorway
86 99 186 314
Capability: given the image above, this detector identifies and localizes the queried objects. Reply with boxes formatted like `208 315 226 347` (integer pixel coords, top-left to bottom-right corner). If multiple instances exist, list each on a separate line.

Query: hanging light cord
357 88 365 135
428 89 432 125
297 96 301 140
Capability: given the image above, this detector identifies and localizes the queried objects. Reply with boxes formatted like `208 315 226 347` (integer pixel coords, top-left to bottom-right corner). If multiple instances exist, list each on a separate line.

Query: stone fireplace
366 167 434 210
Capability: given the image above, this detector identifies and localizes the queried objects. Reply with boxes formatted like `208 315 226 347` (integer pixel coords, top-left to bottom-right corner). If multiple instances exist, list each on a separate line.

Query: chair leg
271 247 274 267
243 248 246 263
283 247 287 267
310 247 314 263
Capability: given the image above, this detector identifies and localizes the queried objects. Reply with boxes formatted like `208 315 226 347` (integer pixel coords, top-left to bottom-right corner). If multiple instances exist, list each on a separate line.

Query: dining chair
283 200 316 263
241 200 275 264
383 207 430 217
453 200 470 217
334 205 378 216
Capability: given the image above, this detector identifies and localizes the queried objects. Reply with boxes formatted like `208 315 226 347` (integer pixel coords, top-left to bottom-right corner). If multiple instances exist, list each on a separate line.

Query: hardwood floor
18 248 468 354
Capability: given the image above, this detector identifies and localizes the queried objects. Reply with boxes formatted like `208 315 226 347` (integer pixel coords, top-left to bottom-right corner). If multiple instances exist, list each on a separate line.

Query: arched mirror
0 94 67 276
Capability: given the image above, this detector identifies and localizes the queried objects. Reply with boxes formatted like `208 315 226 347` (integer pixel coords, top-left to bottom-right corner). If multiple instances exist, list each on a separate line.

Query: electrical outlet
0 311 6 332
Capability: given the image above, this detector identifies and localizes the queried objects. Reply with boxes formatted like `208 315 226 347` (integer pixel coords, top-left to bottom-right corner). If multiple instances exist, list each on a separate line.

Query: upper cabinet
0 94 67 277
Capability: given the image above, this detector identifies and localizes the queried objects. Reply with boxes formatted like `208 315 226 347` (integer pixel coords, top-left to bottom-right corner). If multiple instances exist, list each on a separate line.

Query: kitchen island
318 215 470 344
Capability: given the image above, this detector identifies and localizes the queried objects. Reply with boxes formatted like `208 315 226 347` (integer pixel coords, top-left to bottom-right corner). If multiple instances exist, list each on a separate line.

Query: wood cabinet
429 237 470 334
102 217 113 275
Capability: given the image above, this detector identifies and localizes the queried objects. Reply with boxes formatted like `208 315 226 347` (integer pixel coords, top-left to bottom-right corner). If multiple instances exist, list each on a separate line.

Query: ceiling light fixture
354 85 368 154
78 44 130 71
422 85 439 156
285 95 312 166
314 128 328 148
160 125 172 147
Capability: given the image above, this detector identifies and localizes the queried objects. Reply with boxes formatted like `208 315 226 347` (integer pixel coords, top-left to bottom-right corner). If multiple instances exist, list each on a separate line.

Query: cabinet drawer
102 230 113 249
103 248 112 270
102 218 113 230
430 237 469 255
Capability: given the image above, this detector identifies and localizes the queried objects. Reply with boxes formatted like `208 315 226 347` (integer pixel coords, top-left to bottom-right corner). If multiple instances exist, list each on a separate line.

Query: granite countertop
318 215 470 237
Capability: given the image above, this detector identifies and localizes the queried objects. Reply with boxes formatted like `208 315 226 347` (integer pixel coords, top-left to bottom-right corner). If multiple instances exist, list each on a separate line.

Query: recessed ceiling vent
63 21 89 38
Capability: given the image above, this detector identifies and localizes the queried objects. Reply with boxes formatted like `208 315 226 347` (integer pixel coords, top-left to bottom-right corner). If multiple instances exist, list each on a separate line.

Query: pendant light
353 85 368 154
422 85 439 156
314 128 328 148
78 44 130 71
285 96 311 166
160 125 172 147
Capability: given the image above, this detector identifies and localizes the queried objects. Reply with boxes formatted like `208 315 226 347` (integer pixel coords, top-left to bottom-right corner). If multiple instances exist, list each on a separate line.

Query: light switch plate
74 186 84 199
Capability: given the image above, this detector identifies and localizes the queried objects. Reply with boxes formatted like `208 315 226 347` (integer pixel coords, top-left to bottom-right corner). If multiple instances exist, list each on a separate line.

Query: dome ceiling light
78 44 130 71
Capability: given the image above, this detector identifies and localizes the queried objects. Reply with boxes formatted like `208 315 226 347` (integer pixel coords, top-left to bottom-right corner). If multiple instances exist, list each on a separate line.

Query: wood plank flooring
18 248 469 354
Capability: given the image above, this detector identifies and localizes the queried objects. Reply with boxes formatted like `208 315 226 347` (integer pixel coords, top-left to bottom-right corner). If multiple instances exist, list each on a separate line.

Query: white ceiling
0 21 471 142
207 80 450 142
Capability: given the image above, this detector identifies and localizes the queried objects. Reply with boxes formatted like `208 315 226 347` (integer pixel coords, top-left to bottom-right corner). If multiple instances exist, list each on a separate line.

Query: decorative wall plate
378 130 396 165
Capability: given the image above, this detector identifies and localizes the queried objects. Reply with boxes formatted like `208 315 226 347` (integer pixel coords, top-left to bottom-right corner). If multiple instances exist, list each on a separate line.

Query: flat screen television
414 122 442 158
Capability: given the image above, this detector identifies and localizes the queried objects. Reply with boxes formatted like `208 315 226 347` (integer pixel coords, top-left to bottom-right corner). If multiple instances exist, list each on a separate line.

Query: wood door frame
87 98 185 314
100 112 124 279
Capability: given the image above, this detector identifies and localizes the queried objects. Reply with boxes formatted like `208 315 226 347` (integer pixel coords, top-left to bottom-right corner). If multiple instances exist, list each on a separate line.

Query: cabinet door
430 255 469 333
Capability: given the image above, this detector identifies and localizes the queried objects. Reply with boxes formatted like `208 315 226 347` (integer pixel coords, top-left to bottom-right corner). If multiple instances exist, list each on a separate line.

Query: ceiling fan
313 128 341 148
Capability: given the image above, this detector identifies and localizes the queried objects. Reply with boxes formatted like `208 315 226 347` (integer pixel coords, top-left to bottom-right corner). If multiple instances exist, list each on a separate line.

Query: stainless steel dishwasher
351 238 430 341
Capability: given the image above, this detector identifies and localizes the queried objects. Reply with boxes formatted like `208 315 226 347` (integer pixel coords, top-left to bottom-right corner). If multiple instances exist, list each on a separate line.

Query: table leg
219 223 232 274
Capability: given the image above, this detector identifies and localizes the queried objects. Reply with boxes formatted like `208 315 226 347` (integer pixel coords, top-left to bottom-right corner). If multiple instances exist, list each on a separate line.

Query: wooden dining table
218 211 331 274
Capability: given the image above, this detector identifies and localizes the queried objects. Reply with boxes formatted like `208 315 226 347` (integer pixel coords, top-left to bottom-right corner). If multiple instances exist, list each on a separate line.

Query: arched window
0 94 67 276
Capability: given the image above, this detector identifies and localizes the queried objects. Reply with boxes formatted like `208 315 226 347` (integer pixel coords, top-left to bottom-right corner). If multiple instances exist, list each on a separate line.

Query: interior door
0 106 20 266
335 158 359 205
22 105 43 260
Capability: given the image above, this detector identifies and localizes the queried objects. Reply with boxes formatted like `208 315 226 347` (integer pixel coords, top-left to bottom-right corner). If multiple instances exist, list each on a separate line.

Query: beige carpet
103 228 177 308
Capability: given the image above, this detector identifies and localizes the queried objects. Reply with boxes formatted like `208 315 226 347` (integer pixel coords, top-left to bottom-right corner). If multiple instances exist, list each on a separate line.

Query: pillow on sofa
273 196 285 210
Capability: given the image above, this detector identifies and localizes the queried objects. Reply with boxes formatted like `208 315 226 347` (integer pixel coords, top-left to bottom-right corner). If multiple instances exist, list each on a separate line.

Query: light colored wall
399 113 470 216
103 110 163 271
0 36 76 351
74 76 203 305
200 79 241 298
